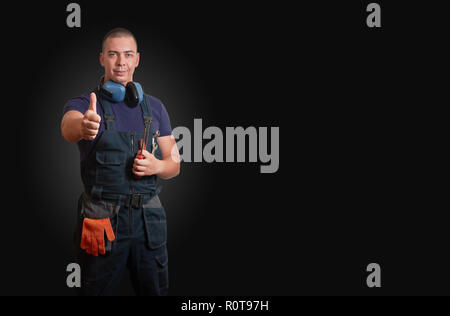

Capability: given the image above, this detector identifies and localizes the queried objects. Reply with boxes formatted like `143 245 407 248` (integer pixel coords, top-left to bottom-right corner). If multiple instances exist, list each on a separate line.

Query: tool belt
75 188 166 255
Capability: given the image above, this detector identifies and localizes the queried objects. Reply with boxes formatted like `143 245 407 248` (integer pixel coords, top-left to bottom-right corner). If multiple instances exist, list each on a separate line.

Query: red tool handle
135 139 146 179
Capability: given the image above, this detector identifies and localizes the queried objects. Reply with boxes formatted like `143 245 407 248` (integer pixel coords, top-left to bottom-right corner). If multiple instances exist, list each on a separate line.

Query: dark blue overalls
74 90 168 296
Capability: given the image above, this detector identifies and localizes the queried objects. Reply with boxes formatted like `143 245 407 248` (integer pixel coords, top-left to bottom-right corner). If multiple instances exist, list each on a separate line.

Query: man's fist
81 93 102 141
133 149 163 177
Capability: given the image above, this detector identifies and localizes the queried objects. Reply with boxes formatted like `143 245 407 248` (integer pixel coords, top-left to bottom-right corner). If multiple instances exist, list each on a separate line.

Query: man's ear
99 52 104 67
135 52 140 68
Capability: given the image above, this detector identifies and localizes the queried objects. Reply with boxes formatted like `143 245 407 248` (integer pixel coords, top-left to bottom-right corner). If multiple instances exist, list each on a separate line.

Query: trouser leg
76 239 130 296
128 208 169 296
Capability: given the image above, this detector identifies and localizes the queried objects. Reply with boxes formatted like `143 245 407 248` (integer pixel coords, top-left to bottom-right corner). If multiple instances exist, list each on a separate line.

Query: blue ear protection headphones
98 77 143 108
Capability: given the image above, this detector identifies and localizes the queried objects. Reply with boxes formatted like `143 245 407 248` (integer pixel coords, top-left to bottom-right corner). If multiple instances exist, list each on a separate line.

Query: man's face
100 36 140 85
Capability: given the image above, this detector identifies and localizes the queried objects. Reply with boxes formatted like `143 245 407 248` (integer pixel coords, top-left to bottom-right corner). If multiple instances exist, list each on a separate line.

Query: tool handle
139 139 147 151
135 139 146 179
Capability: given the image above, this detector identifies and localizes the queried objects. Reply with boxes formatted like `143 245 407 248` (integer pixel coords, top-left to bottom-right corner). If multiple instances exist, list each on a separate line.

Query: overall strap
89 90 117 200
95 90 116 130
141 94 153 133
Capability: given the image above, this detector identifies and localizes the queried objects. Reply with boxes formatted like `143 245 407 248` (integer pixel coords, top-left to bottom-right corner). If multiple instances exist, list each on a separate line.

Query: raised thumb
89 92 97 112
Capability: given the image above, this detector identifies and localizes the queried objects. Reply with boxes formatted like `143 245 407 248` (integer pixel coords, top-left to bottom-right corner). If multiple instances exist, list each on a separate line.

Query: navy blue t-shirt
63 92 173 162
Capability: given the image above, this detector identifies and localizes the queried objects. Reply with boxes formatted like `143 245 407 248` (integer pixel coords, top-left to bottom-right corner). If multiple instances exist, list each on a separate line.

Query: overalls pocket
95 151 126 185
142 195 167 249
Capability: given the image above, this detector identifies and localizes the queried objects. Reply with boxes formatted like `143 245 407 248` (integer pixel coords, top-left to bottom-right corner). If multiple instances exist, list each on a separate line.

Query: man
61 28 180 296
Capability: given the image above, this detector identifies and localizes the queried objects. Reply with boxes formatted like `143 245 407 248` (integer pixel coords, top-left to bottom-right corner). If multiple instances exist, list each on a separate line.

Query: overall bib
74 91 168 296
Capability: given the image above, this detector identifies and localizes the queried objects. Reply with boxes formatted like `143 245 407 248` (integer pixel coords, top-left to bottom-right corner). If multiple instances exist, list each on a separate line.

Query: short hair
102 27 138 52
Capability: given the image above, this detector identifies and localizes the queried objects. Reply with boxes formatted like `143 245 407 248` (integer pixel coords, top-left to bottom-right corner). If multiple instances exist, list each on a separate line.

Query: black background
1 1 447 296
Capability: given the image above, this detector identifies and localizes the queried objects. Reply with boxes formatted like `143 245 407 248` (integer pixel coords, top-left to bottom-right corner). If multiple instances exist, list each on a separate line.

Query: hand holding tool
135 124 151 179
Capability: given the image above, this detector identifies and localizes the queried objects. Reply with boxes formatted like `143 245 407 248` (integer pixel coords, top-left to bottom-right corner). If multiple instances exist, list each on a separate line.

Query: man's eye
126 54 133 57
108 53 116 57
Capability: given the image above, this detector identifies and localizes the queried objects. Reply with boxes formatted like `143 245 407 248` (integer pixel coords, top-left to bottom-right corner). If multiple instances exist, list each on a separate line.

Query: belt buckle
130 194 143 209
125 193 144 208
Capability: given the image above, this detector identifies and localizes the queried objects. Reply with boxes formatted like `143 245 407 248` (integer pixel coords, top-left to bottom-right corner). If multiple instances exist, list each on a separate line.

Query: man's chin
109 76 129 85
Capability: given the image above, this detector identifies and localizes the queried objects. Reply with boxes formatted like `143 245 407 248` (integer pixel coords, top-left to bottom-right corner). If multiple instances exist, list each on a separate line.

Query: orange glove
80 218 115 256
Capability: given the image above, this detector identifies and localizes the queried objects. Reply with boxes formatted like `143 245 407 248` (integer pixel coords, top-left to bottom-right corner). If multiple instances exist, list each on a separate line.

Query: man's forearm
157 158 180 180
61 111 83 143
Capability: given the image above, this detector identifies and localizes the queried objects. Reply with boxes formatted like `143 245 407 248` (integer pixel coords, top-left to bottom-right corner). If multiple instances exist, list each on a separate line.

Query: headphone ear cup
101 81 126 102
125 82 143 108
134 82 143 105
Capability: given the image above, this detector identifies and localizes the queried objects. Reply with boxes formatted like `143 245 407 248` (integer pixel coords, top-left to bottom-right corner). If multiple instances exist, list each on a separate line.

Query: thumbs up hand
81 93 102 141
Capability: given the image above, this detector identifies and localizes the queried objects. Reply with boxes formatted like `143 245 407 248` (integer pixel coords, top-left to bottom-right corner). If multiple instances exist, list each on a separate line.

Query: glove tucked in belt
80 218 115 256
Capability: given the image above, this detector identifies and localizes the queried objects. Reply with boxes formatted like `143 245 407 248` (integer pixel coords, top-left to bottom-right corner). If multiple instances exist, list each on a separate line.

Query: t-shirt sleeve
155 99 173 137
63 93 90 116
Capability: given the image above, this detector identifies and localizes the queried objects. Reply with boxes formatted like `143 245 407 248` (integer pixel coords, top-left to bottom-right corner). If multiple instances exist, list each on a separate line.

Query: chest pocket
95 151 126 185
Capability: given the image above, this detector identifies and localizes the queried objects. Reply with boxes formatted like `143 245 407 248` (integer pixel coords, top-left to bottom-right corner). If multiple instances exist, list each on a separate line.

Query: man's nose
116 53 125 66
